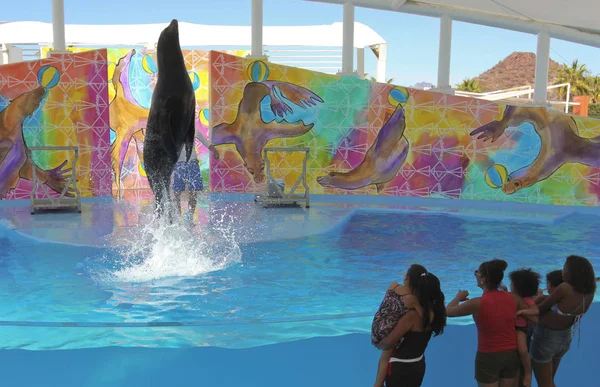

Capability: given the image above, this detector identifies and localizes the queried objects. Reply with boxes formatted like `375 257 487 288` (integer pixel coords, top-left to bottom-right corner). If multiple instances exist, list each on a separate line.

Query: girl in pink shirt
509 269 541 387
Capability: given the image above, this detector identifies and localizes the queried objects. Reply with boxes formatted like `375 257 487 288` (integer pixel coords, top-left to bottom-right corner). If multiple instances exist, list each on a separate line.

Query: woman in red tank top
446 259 539 386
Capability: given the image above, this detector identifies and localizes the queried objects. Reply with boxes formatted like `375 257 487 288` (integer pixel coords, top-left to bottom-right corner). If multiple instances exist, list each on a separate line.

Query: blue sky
4 0 600 87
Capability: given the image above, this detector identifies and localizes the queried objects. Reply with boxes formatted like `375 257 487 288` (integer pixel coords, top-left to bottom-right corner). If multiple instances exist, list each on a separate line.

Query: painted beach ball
138 162 147 178
188 71 200 90
109 129 117 145
38 65 60 89
142 54 158 74
247 60 269 82
107 62 117 101
107 62 117 81
199 107 210 127
388 86 409 107
485 164 509 189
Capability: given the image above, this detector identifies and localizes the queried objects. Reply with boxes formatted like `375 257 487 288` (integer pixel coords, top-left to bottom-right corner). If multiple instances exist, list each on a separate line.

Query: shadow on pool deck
1 306 597 387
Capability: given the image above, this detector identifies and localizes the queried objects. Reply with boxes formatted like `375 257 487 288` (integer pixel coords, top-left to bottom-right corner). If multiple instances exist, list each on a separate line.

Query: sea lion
471 105 600 194
109 49 149 198
143 19 195 218
212 81 322 183
317 104 409 193
0 87 74 198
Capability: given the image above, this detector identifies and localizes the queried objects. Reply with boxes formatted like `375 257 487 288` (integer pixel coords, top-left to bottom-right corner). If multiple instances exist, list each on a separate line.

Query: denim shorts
529 324 572 363
172 161 203 192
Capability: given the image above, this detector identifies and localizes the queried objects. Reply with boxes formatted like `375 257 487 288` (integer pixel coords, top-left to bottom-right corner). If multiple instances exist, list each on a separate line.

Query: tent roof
306 0 600 48
0 21 386 48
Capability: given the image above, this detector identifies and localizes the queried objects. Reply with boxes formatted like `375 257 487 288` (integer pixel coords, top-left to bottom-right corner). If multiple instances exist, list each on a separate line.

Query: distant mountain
413 82 434 90
475 52 562 92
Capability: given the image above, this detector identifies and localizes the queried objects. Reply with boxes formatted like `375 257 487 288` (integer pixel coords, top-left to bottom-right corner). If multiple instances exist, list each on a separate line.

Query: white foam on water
97 203 242 283
0 219 15 230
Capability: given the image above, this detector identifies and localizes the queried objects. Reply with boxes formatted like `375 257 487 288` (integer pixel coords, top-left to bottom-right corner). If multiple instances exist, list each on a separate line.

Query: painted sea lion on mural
143 19 195 218
212 81 323 183
471 105 600 194
317 103 410 193
0 87 74 198
109 49 149 198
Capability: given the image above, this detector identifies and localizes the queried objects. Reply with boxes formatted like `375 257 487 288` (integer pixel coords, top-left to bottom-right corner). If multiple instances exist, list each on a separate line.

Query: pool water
1 209 599 350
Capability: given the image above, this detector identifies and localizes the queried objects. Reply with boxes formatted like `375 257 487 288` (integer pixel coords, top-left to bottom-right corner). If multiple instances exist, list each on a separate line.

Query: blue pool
0 195 598 386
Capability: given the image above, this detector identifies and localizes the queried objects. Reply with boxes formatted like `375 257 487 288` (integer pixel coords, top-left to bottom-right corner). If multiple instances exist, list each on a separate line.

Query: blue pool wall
0 306 597 387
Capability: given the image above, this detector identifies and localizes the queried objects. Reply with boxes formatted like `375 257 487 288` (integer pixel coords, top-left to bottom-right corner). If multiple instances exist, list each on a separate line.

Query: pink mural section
0 50 111 200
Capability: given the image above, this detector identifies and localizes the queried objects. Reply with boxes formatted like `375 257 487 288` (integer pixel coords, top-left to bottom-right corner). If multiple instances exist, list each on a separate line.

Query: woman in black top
377 272 447 387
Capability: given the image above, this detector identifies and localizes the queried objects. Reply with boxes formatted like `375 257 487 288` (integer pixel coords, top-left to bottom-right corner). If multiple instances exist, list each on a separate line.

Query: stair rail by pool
28 146 81 214
255 147 310 208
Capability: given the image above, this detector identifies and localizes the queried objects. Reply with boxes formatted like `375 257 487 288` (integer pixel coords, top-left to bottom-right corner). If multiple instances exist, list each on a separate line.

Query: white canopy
0 21 386 48
306 0 600 48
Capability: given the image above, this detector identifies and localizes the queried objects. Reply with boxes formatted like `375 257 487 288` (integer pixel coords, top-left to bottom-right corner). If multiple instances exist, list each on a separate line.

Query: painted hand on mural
0 87 74 198
317 104 410 193
471 105 600 194
470 120 506 143
212 81 323 183
109 49 149 197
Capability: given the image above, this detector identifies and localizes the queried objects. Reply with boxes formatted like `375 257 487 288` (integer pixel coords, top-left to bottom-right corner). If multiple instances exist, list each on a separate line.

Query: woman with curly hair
520 255 597 387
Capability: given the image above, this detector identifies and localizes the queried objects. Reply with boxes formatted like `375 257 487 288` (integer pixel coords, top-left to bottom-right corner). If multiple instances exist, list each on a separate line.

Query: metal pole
356 47 365 78
341 1 354 74
375 43 388 82
251 0 264 57
565 83 571 113
533 30 551 105
52 0 66 52
436 15 452 92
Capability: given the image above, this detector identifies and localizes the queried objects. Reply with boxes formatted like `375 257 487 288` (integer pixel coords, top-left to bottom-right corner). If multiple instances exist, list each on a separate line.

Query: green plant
586 76 600 104
588 103 600 119
363 73 395 84
556 59 590 98
456 78 483 93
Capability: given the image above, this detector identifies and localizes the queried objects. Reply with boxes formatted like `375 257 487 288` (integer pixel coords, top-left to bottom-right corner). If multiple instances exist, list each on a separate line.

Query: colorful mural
210 51 600 206
44 47 248 197
0 50 111 200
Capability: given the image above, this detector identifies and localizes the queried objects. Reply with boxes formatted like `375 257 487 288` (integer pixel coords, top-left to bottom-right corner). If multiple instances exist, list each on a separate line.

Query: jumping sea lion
471 105 600 194
143 19 195 218
0 87 74 198
109 49 149 198
317 104 409 193
212 81 322 183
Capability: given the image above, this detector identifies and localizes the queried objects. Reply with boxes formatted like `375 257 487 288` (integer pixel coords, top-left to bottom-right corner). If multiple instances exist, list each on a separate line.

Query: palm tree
555 59 590 98
456 78 483 93
586 75 600 104
364 73 395 84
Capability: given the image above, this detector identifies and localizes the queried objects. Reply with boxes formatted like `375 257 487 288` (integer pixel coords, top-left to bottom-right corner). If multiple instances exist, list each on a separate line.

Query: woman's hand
456 290 469 302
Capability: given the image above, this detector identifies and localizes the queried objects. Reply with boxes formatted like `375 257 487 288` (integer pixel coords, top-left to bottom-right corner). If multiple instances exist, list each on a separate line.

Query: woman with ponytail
376 270 447 387
446 259 539 387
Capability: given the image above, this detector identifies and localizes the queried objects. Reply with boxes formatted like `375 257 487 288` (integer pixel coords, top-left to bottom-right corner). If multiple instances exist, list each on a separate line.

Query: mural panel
44 47 249 197
210 51 600 206
0 50 111 200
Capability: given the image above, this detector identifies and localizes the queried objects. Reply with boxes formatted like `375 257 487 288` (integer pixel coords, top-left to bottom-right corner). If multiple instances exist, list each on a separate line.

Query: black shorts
385 358 426 387
475 350 520 384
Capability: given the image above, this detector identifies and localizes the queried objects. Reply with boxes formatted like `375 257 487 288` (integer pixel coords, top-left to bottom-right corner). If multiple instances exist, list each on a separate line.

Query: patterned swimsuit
371 288 410 346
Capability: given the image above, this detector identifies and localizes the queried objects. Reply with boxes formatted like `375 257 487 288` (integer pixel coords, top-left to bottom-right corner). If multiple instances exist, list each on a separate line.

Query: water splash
0 219 15 230
96 203 242 283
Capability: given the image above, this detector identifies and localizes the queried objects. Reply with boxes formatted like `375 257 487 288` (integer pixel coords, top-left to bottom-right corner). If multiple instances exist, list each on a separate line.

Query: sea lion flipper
264 81 324 117
184 107 195 162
